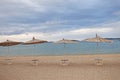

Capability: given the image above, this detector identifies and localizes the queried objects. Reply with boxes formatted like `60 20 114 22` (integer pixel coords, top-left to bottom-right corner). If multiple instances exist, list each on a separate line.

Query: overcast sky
0 0 120 41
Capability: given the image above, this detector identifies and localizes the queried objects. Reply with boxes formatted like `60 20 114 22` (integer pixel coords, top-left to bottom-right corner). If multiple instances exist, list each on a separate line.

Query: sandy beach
0 54 120 80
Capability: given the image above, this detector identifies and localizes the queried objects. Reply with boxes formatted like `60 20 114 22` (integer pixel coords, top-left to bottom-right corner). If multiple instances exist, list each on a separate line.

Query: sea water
0 40 120 56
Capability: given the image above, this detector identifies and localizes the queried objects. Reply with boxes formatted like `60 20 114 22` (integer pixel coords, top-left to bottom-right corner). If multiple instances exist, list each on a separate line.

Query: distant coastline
105 38 120 41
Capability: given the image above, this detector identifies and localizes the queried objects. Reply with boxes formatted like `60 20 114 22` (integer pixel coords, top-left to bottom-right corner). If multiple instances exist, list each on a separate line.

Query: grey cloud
0 0 120 38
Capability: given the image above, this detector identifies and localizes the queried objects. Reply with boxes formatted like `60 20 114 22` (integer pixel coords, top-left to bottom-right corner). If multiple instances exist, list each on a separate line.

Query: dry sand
0 54 120 80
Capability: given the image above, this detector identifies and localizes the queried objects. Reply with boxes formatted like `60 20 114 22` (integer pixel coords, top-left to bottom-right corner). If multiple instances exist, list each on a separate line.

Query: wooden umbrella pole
6 46 12 64
63 43 66 55
7 46 9 54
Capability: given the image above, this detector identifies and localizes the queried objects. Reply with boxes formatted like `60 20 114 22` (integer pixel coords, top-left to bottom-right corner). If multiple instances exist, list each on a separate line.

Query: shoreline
0 52 120 57
0 53 120 65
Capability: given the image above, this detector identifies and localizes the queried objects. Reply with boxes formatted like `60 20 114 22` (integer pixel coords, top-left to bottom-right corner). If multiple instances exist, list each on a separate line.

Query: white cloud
0 20 120 41
70 28 113 34
0 32 47 42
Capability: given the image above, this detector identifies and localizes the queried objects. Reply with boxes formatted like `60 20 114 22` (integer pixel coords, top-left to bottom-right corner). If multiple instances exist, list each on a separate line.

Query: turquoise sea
0 40 120 56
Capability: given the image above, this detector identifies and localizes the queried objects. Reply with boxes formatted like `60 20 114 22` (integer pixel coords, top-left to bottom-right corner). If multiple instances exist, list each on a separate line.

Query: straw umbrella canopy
0 40 21 64
23 37 47 45
55 38 77 49
0 40 21 46
82 34 112 48
83 34 112 43
23 37 47 54
23 37 47 64
55 38 77 65
55 38 77 44
55 38 77 53
0 39 21 59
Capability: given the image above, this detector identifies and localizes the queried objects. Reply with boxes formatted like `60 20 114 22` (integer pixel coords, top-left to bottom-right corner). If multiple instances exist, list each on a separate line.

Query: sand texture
0 54 120 80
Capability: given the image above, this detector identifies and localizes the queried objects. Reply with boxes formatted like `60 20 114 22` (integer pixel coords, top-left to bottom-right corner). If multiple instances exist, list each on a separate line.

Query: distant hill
105 38 120 40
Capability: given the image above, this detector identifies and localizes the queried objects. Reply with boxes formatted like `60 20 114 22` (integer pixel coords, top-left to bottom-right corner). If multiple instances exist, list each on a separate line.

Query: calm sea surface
0 40 120 56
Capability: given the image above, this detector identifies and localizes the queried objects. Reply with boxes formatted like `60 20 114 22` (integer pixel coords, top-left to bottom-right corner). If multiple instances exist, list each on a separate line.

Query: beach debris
31 59 39 66
94 58 103 66
60 59 70 66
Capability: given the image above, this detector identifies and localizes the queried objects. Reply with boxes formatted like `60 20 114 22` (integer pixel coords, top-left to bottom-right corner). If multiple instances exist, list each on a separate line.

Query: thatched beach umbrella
55 38 77 44
55 38 77 48
83 34 112 47
23 37 47 65
23 37 47 55
0 40 21 64
23 37 47 45
0 40 21 53
83 34 112 43
0 40 21 46
55 38 77 53
55 38 77 52
55 38 77 65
